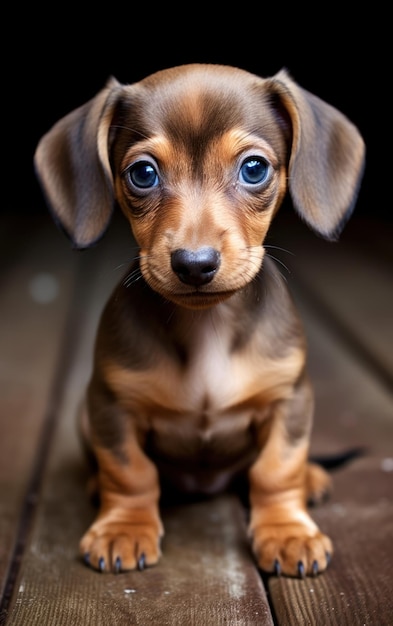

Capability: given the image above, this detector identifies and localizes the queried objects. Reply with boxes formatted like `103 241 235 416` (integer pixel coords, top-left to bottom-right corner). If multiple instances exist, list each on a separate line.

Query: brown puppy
34 64 365 577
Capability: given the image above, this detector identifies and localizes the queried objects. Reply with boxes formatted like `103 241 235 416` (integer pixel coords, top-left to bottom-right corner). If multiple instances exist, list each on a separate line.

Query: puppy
34 63 365 577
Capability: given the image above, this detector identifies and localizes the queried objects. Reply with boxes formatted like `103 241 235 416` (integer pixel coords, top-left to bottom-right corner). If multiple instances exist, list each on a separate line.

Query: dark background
4 11 384 223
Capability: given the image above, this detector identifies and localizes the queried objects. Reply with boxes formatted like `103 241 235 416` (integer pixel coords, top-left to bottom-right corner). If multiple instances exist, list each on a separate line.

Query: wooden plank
6 488 272 625
298 284 393 457
0 216 77 604
3 219 273 625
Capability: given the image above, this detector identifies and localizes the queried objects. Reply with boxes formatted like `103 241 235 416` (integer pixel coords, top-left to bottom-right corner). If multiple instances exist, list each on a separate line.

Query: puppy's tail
310 446 367 470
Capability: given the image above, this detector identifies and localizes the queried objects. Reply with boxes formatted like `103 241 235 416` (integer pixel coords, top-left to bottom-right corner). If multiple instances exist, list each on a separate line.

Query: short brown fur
34 63 365 577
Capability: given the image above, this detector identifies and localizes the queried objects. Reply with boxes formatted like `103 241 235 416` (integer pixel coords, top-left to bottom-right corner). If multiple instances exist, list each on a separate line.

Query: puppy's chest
148 320 258 461
107 310 298 442
110 313 263 430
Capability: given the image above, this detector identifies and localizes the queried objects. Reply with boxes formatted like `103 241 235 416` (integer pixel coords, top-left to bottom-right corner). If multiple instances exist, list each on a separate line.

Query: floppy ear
268 69 365 239
34 78 124 248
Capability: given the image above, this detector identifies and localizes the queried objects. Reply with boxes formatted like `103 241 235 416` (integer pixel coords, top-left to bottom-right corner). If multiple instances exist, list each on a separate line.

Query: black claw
137 553 146 571
297 560 306 579
273 559 282 577
98 557 105 572
114 556 122 574
83 552 90 566
312 560 319 577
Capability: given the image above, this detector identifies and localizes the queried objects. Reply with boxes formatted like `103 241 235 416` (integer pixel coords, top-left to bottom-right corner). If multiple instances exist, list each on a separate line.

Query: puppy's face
110 67 290 308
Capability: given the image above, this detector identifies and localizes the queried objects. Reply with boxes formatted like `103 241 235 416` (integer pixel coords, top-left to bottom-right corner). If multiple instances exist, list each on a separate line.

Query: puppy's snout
171 247 221 287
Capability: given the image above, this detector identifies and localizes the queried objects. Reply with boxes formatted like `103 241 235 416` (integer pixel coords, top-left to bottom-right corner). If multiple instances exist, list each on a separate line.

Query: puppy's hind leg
306 446 367 505
305 462 332 506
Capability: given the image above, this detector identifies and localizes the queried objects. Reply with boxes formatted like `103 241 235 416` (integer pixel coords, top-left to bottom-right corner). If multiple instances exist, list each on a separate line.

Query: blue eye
126 161 159 189
239 157 269 185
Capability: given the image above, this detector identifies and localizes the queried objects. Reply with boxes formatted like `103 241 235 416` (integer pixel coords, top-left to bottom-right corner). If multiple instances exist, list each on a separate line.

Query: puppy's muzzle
171 247 221 287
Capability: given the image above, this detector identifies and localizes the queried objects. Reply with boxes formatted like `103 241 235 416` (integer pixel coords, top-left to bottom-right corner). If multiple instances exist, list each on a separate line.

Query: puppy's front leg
79 422 163 573
249 377 332 578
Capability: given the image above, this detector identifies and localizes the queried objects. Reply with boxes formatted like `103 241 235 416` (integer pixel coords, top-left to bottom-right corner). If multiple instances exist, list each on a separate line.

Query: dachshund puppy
34 64 365 577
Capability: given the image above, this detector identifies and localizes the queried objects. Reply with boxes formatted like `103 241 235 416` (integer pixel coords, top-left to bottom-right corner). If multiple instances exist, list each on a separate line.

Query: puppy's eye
125 161 159 189
239 157 269 185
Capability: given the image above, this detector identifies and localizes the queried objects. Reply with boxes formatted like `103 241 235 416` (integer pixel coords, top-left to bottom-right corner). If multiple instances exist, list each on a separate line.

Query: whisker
114 261 135 273
264 244 294 256
266 254 291 275
265 254 291 284
123 266 144 288
112 248 143 275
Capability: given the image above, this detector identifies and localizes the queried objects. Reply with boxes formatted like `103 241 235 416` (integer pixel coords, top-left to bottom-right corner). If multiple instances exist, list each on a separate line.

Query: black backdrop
4 11 384 222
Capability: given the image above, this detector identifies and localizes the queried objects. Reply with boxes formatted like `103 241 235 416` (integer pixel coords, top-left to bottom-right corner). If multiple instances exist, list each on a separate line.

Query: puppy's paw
80 515 163 573
250 516 333 578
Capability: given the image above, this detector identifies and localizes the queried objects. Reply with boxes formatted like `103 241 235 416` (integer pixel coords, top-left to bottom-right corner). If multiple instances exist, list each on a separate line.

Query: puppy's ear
268 69 365 239
34 78 123 248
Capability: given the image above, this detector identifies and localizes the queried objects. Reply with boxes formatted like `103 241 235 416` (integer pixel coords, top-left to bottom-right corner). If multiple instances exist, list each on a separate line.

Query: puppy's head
35 64 365 309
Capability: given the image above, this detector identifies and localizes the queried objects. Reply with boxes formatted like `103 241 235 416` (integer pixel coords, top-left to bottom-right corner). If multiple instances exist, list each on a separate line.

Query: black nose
171 247 221 286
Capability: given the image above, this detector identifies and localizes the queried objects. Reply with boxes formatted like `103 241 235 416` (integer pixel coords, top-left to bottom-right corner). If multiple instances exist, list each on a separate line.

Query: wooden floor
0 209 392 625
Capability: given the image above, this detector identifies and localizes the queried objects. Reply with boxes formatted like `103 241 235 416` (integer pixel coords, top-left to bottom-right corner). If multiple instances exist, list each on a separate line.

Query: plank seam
0 256 90 624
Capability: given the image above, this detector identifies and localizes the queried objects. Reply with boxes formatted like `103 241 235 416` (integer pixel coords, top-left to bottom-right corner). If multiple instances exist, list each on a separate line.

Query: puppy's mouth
140 265 240 308
167 289 237 309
